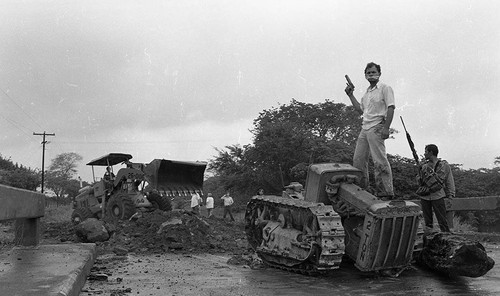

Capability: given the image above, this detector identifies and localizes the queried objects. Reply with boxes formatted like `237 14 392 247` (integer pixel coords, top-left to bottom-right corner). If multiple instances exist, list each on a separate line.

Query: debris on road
43 209 250 256
416 231 495 277
75 218 110 242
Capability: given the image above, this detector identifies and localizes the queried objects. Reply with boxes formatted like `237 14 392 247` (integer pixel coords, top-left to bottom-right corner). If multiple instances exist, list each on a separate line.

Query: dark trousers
421 198 450 232
223 206 235 221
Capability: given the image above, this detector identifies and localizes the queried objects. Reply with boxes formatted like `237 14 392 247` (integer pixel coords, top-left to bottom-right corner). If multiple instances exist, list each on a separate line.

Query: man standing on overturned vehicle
344 62 396 200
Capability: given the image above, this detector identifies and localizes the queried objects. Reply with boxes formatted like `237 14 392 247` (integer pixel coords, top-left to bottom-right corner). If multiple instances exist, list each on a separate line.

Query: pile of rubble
44 209 250 256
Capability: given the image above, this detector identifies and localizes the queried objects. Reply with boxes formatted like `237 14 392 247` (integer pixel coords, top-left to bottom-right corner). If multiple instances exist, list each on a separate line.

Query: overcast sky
1 0 499 183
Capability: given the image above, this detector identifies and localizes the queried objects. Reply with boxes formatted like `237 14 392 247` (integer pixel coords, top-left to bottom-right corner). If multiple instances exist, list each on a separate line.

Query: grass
423 214 477 233
42 204 73 223
0 221 14 249
452 215 477 232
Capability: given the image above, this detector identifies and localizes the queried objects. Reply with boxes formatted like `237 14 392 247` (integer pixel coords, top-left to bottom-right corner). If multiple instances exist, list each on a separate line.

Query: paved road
80 243 500 296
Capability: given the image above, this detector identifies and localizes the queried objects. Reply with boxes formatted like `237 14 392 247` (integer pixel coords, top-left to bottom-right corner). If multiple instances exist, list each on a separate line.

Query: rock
169 242 184 250
416 232 495 277
88 273 109 281
227 253 266 269
75 218 110 242
157 218 183 234
129 212 142 221
113 246 129 256
227 254 249 265
104 222 117 234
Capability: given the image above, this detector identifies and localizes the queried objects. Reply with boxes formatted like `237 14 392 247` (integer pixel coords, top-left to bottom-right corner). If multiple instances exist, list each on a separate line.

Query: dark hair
364 62 381 74
425 144 439 156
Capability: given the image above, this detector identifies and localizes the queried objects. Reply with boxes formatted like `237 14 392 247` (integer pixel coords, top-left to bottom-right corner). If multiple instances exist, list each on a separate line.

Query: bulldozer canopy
143 159 207 193
87 153 133 166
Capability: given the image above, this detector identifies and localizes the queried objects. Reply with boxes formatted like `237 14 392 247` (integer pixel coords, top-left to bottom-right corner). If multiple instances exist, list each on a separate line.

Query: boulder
416 232 495 277
75 218 110 242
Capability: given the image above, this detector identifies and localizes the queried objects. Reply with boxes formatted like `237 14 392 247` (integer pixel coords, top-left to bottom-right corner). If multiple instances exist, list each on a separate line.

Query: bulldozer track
245 195 345 274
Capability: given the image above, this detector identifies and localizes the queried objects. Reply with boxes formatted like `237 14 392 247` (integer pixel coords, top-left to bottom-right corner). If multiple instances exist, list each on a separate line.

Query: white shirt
205 196 214 209
191 194 201 207
221 195 233 206
360 82 395 130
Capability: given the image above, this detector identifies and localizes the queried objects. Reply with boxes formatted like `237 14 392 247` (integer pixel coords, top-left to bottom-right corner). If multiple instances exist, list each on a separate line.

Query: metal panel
355 211 420 271
304 163 363 204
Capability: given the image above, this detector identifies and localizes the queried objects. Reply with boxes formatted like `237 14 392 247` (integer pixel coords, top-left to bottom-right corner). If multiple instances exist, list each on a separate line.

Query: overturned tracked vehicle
245 163 422 275
72 153 206 223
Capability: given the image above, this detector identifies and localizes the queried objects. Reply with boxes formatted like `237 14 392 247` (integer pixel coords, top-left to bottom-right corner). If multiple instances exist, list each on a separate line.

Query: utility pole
33 131 55 193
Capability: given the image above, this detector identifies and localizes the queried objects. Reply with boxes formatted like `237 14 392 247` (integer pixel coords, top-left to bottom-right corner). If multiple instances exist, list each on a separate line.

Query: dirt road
80 244 500 296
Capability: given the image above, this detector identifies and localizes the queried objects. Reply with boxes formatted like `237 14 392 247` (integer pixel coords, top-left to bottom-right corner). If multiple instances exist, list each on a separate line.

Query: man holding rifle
418 144 455 233
344 62 395 200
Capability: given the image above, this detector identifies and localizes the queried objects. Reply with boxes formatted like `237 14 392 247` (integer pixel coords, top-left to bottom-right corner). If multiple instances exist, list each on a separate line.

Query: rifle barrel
400 116 420 166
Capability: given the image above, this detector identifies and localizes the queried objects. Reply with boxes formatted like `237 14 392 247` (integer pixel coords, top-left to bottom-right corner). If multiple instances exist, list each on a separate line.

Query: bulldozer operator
103 166 115 192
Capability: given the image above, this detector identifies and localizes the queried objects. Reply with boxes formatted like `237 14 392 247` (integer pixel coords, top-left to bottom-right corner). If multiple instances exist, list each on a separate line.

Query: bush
42 204 72 223
452 215 477 232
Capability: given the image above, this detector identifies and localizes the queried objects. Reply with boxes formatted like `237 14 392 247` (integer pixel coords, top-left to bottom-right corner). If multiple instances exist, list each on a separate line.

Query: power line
0 113 37 141
0 86 43 130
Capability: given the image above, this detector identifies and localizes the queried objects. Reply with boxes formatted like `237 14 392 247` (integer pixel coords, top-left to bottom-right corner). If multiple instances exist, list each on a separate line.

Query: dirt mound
43 209 250 255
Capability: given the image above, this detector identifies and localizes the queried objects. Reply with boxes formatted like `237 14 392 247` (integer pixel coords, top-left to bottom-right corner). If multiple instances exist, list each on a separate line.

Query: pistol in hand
344 75 355 95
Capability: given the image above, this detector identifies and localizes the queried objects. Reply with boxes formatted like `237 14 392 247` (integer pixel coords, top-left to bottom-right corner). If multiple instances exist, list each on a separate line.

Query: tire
71 207 94 224
147 192 172 211
106 193 136 220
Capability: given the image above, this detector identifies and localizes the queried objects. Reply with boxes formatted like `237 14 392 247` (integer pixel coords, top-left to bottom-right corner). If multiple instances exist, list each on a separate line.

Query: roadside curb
0 243 97 296
53 243 97 296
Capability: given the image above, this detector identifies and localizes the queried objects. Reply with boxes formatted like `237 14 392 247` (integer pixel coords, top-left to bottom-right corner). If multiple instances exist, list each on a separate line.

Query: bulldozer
245 163 423 275
71 153 207 224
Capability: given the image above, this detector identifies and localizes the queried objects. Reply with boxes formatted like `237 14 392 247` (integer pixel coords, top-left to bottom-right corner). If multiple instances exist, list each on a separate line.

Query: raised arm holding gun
344 62 396 200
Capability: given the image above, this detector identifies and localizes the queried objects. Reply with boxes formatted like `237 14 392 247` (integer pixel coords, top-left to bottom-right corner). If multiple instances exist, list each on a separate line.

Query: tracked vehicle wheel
147 192 172 211
106 193 136 220
245 195 345 274
71 207 94 224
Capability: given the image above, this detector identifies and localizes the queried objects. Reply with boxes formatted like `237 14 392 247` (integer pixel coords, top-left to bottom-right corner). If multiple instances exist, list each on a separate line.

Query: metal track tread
245 195 345 274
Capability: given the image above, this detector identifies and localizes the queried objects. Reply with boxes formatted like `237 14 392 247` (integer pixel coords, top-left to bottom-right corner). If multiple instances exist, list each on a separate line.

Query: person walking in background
344 62 395 200
205 193 214 218
417 144 455 233
191 192 202 214
221 191 235 222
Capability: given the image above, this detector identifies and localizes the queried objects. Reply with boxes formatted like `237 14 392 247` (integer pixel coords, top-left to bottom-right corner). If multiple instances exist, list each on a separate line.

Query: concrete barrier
0 184 45 246
410 196 500 228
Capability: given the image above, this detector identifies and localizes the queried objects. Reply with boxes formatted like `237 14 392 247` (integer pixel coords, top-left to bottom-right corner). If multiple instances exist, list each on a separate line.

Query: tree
252 99 361 146
209 99 500 233
0 154 40 190
388 154 420 198
209 99 362 200
207 144 261 204
249 100 361 192
45 152 83 203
